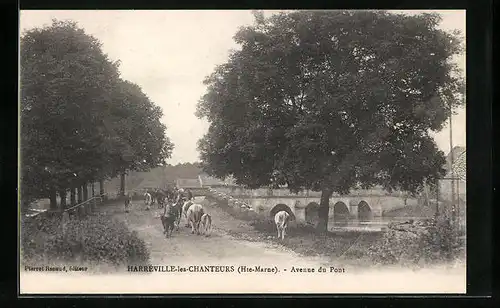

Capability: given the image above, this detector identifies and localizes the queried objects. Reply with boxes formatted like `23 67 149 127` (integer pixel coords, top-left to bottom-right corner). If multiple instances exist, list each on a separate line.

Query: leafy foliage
21 214 150 266
21 215 61 262
20 19 173 205
106 80 174 174
196 10 464 231
368 216 463 265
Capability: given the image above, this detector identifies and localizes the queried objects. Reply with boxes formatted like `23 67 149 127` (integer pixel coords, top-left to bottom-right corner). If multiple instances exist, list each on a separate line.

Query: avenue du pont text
125 265 346 274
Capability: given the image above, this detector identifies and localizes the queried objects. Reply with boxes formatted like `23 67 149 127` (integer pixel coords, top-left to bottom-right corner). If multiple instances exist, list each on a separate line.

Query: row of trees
197 10 465 231
21 20 174 210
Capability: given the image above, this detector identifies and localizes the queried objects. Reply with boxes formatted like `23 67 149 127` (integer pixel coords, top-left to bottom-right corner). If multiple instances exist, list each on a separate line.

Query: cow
171 199 184 231
182 200 194 227
200 213 212 237
156 189 168 208
186 203 205 235
274 210 291 240
144 192 152 210
165 186 177 202
179 188 194 203
176 190 186 204
186 189 193 201
154 189 161 205
160 202 177 238
157 194 166 209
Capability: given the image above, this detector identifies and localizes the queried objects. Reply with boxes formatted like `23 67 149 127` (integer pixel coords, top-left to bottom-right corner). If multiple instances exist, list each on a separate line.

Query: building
176 178 202 189
198 174 236 188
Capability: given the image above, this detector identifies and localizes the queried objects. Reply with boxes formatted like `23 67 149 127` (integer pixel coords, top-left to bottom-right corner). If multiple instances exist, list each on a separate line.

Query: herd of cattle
208 188 293 240
124 188 212 238
123 187 293 240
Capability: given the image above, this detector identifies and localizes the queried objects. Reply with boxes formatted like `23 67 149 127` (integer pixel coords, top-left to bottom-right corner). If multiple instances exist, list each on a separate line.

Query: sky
20 10 466 165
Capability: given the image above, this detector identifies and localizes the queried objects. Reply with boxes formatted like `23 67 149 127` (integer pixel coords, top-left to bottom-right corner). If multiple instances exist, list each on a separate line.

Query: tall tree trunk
424 183 430 207
120 172 126 196
70 185 76 205
316 188 333 233
99 179 105 195
83 182 88 201
49 188 58 210
78 185 83 203
59 189 67 210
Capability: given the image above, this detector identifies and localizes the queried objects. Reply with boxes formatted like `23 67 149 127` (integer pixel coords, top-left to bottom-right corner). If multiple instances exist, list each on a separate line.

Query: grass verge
206 193 465 268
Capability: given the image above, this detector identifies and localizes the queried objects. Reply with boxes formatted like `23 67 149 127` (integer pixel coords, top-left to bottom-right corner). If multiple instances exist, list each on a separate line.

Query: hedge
21 213 150 268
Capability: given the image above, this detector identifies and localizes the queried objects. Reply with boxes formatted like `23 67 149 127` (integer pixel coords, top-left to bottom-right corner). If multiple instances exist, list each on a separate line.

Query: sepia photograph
19 9 466 294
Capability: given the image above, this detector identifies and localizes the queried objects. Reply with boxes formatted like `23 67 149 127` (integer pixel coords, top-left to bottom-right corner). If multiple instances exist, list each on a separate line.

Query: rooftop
176 178 201 188
199 174 237 187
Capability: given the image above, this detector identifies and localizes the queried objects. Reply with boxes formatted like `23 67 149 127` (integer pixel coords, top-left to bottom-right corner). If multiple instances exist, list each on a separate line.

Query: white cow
274 210 291 240
182 200 194 227
200 213 212 236
186 203 205 235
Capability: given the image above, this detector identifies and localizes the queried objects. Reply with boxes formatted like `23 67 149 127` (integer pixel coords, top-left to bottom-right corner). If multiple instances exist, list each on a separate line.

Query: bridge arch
305 202 319 225
358 200 373 221
332 201 350 225
270 204 295 220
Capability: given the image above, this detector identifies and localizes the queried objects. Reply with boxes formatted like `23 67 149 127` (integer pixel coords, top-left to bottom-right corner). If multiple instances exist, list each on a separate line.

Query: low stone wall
208 185 409 199
207 187 419 224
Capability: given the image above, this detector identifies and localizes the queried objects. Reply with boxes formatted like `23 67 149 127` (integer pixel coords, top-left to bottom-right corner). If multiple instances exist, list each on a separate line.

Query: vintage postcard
19 9 466 294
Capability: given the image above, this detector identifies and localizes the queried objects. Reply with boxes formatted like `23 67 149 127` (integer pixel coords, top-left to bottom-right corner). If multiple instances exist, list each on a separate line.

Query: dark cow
186 189 193 201
160 202 178 238
157 194 166 209
163 186 176 202
176 191 187 205
171 199 184 231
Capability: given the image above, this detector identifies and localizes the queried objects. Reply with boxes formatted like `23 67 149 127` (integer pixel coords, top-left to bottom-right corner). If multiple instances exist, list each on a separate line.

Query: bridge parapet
211 185 406 199
208 186 418 223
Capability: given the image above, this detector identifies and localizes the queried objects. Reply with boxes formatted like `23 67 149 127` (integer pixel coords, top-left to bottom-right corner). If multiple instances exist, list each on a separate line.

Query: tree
107 80 174 195
21 20 122 209
20 19 174 208
196 10 465 232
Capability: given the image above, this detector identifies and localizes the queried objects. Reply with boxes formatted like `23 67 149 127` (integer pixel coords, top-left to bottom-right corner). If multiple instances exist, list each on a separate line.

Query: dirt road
99 196 330 268
20 196 466 294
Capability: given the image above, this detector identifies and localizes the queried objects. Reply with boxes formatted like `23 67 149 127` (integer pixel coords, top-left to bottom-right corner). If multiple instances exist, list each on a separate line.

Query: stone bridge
209 186 417 224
